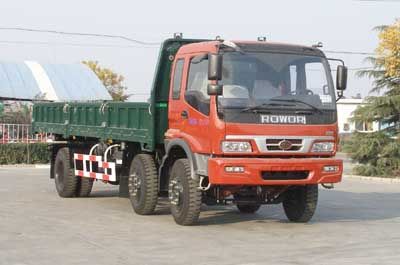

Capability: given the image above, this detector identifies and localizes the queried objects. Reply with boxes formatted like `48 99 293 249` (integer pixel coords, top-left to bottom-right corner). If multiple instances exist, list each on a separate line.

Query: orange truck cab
164 37 347 224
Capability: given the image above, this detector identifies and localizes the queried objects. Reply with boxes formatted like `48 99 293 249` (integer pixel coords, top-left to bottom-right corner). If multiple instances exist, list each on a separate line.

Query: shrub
0 143 49 164
343 132 400 177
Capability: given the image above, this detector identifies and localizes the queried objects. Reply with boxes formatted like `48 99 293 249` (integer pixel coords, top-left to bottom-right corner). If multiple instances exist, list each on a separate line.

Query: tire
283 185 318 223
73 147 94 197
54 147 78 198
128 154 158 215
76 178 94 197
169 159 202 226
237 204 261 214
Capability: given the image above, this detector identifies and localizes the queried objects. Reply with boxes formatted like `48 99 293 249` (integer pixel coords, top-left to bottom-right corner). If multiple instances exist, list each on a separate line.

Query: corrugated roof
0 61 111 101
0 62 41 99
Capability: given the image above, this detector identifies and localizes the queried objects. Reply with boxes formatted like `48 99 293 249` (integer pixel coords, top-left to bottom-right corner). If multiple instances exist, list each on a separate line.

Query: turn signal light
323 165 339 172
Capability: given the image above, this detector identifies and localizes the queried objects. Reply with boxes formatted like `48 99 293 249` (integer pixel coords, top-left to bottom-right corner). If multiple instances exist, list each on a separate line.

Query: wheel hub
168 179 183 206
131 172 141 197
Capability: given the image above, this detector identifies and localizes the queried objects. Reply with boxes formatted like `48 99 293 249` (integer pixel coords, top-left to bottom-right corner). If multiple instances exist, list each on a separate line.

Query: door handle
181 110 188 119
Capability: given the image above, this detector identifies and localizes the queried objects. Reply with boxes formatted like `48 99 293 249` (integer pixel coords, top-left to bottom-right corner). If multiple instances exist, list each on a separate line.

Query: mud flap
119 175 130 198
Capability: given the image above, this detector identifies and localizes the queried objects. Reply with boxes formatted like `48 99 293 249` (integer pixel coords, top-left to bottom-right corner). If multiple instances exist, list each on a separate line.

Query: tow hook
321 183 334 189
198 176 211 191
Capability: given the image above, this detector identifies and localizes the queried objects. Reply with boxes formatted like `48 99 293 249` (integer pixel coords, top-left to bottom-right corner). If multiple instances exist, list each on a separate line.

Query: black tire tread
129 154 158 215
74 148 94 197
76 178 94 197
170 159 202 226
54 147 78 198
283 185 318 223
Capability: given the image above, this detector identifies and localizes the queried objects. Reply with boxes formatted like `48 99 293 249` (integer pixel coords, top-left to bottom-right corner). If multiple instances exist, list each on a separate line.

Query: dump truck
32 36 348 225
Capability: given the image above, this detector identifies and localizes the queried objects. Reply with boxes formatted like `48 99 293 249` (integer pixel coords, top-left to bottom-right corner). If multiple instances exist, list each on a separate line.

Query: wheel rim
168 178 183 208
55 160 64 190
131 171 142 200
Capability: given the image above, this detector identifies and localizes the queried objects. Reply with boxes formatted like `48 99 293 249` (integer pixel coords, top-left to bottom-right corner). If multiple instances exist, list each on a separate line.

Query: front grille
265 138 303 151
261 171 309 180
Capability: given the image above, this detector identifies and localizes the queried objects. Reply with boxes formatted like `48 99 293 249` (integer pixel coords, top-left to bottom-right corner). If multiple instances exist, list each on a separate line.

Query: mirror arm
336 91 343 102
327 58 345 66
215 94 220 116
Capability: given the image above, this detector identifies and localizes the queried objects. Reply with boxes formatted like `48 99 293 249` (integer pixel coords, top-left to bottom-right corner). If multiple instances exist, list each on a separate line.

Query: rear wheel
283 185 318 222
74 148 94 197
128 154 158 215
76 178 94 197
54 147 78 198
169 159 202 226
237 204 261 214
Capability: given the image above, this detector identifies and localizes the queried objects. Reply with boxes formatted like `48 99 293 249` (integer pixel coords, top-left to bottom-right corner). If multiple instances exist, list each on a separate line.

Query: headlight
221 141 252 153
311 142 334 152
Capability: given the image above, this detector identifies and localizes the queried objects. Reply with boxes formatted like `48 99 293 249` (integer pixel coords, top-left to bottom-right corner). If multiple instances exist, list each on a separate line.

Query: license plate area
261 171 309 180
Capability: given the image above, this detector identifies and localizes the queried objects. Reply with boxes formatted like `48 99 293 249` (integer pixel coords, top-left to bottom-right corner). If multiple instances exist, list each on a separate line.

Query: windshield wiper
241 102 295 113
269 98 323 114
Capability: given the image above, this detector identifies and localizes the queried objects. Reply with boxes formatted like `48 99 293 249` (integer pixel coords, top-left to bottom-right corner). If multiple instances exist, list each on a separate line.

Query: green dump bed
32 38 209 151
32 101 165 150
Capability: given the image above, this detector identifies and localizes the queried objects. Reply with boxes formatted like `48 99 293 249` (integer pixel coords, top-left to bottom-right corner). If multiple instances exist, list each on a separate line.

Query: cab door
168 53 211 154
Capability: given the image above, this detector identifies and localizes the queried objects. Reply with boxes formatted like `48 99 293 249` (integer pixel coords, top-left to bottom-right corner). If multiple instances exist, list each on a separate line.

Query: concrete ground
1 167 400 265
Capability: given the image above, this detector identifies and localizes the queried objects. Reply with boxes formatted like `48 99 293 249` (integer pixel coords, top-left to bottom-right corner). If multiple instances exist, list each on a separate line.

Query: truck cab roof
177 40 325 57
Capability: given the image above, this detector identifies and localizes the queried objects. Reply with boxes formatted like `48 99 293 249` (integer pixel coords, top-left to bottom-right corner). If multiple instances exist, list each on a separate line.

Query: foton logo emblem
261 115 306 124
278 140 293 150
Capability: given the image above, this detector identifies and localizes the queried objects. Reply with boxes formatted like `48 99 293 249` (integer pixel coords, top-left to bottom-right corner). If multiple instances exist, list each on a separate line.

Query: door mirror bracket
207 84 223 96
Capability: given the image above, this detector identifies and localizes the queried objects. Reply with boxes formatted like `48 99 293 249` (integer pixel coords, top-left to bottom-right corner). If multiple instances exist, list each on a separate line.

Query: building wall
337 98 380 134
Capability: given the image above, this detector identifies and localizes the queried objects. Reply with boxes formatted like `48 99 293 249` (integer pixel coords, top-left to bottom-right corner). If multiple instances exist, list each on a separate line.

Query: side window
185 55 210 115
172 59 184 99
355 120 373 132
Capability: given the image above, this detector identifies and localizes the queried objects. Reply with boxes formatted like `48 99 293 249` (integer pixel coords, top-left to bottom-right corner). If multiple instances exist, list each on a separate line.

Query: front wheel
282 185 318 223
169 159 202 226
128 154 158 215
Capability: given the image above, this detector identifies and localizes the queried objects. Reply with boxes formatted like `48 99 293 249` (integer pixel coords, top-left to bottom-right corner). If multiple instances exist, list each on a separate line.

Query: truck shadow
312 190 400 223
90 189 119 197
89 189 400 226
197 190 400 226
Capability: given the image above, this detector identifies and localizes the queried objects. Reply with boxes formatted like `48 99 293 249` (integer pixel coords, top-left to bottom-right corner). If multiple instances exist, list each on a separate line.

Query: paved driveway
1 167 400 265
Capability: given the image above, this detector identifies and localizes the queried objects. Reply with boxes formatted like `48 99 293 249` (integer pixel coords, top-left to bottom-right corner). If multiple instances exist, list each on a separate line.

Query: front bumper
208 157 342 185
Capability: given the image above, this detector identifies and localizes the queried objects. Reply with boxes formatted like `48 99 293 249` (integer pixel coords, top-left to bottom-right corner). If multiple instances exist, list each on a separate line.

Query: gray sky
0 0 399 101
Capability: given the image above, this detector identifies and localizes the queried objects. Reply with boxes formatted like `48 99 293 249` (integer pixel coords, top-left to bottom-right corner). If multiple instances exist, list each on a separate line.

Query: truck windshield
219 52 336 111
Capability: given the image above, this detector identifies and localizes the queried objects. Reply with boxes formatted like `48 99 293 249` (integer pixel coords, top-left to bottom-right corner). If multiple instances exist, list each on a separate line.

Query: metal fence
0 123 51 144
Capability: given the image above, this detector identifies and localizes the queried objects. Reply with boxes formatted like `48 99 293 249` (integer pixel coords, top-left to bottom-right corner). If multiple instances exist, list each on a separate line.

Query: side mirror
208 53 223 81
336 65 348 91
207 84 223 96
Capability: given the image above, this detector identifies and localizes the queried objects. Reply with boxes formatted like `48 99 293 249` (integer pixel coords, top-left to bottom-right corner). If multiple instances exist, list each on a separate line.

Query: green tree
345 19 400 177
82 61 129 101
0 103 31 124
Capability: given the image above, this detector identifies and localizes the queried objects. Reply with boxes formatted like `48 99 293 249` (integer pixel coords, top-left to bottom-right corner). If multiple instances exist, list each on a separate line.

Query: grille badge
278 140 293 150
